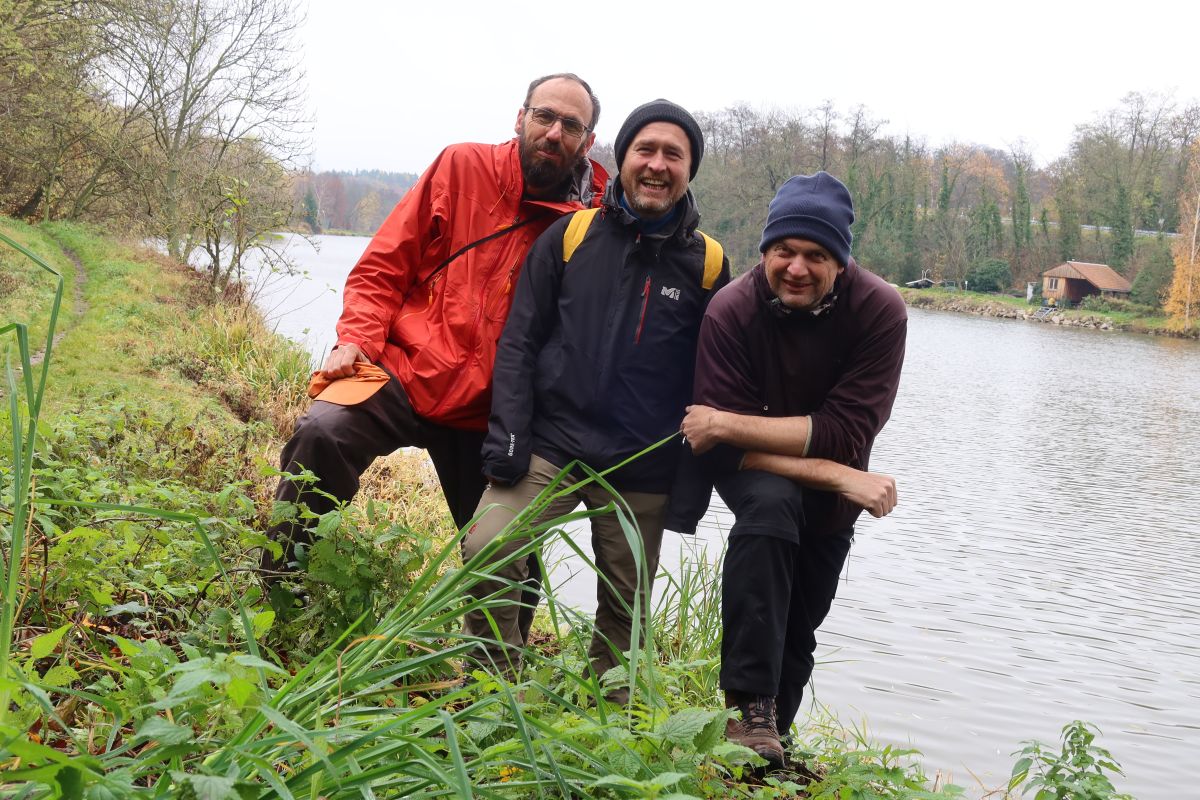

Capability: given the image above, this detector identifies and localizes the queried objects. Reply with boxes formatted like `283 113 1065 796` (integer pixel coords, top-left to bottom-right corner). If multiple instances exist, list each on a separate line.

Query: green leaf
591 775 641 789
250 609 275 639
30 624 71 659
170 772 240 800
135 717 194 746
110 635 143 658
648 772 689 790
658 707 720 746
170 667 230 696
56 765 84 799
231 654 284 673
225 677 255 708
42 664 81 687
104 601 150 617
695 708 733 753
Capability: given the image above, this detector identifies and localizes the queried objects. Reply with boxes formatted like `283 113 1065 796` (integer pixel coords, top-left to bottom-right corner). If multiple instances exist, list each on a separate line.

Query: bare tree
96 0 309 288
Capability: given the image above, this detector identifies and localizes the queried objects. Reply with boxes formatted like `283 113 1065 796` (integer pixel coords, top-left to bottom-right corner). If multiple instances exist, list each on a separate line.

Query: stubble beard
625 176 680 220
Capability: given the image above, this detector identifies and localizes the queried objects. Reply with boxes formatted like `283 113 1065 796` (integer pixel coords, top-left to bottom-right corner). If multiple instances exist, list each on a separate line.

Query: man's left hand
681 405 726 454
838 471 898 518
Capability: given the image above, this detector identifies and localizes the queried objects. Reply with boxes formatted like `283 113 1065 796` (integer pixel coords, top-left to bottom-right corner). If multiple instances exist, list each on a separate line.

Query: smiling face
515 77 596 197
618 121 691 219
763 237 843 311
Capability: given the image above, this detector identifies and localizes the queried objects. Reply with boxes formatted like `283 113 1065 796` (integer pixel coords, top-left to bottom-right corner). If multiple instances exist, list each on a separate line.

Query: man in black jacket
462 100 729 701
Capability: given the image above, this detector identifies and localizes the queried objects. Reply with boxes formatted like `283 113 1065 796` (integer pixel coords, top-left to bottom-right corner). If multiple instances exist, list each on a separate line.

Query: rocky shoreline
897 289 1200 340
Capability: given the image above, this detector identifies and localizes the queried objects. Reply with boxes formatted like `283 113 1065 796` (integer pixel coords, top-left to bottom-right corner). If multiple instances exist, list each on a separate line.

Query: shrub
966 259 1011 293
1077 294 1158 316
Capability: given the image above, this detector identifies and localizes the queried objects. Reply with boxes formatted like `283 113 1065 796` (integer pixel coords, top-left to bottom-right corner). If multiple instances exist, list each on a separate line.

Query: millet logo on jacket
661 286 681 301
507 433 516 457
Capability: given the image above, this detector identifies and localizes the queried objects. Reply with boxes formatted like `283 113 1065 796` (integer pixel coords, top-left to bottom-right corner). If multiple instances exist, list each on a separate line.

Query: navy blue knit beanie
759 172 855 266
614 99 704 179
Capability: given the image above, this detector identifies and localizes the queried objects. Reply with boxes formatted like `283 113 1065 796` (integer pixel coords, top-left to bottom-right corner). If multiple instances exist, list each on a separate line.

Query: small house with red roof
1041 261 1132 305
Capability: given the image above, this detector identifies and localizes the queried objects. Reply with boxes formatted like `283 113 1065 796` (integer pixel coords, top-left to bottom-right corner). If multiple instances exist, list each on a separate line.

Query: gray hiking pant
461 454 666 682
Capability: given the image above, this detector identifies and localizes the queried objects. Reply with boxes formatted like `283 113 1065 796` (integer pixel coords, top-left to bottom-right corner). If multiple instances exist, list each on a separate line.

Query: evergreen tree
303 187 322 234
1055 176 1082 261
1109 183 1135 270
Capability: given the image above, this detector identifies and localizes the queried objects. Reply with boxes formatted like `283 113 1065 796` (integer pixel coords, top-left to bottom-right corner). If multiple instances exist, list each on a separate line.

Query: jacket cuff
336 339 383 362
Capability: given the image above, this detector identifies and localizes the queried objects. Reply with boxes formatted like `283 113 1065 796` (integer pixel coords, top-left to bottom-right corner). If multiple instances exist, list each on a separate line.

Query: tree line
293 170 418 235
2 1 1197 324
686 94 1199 312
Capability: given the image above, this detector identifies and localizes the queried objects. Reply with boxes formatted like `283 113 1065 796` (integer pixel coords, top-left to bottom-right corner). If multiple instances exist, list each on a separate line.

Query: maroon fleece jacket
692 258 907 532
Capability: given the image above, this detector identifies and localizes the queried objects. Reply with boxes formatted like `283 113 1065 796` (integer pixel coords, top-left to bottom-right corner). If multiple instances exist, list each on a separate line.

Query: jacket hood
602 177 701 242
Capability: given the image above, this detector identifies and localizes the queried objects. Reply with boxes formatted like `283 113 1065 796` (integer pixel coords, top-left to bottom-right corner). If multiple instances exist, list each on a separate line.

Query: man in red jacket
263 73 609 587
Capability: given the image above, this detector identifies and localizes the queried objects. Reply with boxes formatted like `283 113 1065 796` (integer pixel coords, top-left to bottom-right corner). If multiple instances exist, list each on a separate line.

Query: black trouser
261 373 487 578
717 469 854 735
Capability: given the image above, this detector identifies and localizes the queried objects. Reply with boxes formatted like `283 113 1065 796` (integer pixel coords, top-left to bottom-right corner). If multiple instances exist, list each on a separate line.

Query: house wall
1042 276 1093 304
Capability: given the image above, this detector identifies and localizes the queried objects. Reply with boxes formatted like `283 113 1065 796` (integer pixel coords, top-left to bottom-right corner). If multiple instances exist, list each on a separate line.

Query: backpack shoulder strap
563 208 600 263
697 230 724 290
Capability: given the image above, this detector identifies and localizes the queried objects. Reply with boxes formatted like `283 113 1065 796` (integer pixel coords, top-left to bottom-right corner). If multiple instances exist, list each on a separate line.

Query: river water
257 234 1199 798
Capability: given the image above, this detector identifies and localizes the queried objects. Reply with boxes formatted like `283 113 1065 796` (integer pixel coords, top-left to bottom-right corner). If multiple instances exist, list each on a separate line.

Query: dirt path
26 244 88 366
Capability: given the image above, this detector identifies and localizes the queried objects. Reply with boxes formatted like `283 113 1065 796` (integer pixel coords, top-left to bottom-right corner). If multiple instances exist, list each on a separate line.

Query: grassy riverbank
898 286 1200 339
2 219 1136 798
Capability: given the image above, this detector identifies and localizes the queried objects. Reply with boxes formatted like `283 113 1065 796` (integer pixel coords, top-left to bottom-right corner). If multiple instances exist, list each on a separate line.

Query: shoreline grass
898 286 1200 339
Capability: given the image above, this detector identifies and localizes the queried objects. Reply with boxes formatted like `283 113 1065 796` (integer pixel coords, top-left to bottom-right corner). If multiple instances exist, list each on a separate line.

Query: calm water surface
259 234 1200 798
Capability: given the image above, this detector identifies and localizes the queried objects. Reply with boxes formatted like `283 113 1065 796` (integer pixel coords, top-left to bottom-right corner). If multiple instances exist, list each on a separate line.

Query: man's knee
720 471 806 537
287 402 352 451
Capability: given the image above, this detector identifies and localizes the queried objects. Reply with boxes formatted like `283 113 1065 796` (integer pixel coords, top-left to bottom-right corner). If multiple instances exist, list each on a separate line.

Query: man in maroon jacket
678 172 906 767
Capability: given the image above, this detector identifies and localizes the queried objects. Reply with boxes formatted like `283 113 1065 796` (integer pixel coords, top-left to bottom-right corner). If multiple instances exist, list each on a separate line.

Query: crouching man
679 172 906 766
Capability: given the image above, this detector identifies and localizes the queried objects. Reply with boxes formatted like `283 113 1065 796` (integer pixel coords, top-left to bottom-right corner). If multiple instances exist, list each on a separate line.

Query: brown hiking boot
725 692 785 768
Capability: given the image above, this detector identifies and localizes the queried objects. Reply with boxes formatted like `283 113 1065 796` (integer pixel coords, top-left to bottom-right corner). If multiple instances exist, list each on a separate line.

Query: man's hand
319 343 369 379
837 470 897 518
680 405 727 454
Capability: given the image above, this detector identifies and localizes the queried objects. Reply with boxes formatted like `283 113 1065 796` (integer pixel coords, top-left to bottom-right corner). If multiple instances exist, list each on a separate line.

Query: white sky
300 0 1200 174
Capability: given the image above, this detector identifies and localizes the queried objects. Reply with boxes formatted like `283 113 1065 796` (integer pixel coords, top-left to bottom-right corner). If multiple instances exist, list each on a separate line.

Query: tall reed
0 231 63 730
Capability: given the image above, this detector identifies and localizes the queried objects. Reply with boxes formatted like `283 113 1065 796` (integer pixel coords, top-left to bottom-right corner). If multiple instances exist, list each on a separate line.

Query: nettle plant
1009 720 1133 800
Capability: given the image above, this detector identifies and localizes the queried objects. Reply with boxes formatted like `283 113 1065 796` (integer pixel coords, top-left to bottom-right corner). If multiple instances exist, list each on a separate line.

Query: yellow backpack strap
698 230 724 290
563 208 599 263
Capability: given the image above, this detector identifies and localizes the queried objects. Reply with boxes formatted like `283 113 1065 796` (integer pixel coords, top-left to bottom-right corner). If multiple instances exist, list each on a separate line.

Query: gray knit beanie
759 172 855 266
613 99 704 179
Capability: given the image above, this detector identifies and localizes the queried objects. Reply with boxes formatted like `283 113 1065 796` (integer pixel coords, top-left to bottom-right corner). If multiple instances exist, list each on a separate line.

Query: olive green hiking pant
461 454 666 685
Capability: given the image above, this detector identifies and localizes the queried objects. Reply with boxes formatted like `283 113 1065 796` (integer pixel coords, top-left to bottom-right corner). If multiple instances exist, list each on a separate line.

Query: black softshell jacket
482 183 731 492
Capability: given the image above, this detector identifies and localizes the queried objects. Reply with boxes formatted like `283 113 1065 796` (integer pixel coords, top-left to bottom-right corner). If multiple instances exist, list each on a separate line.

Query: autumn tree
1165 143 1200 329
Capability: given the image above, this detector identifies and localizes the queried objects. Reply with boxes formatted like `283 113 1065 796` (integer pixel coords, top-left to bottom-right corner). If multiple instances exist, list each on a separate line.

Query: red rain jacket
335 138 608 430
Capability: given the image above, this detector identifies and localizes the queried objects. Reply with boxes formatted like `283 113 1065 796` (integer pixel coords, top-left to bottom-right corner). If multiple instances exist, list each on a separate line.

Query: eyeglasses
523 106 590 139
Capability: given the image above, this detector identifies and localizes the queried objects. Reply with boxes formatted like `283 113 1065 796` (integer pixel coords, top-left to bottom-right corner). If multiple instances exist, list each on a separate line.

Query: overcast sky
299 0 1199 174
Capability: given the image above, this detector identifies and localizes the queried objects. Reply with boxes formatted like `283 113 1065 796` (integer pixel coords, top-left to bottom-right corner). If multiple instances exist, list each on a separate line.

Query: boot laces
743 696 777 735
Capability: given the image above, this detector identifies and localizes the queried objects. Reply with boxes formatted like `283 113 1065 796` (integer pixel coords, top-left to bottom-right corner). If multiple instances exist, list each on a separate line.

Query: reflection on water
262 235 1200 798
